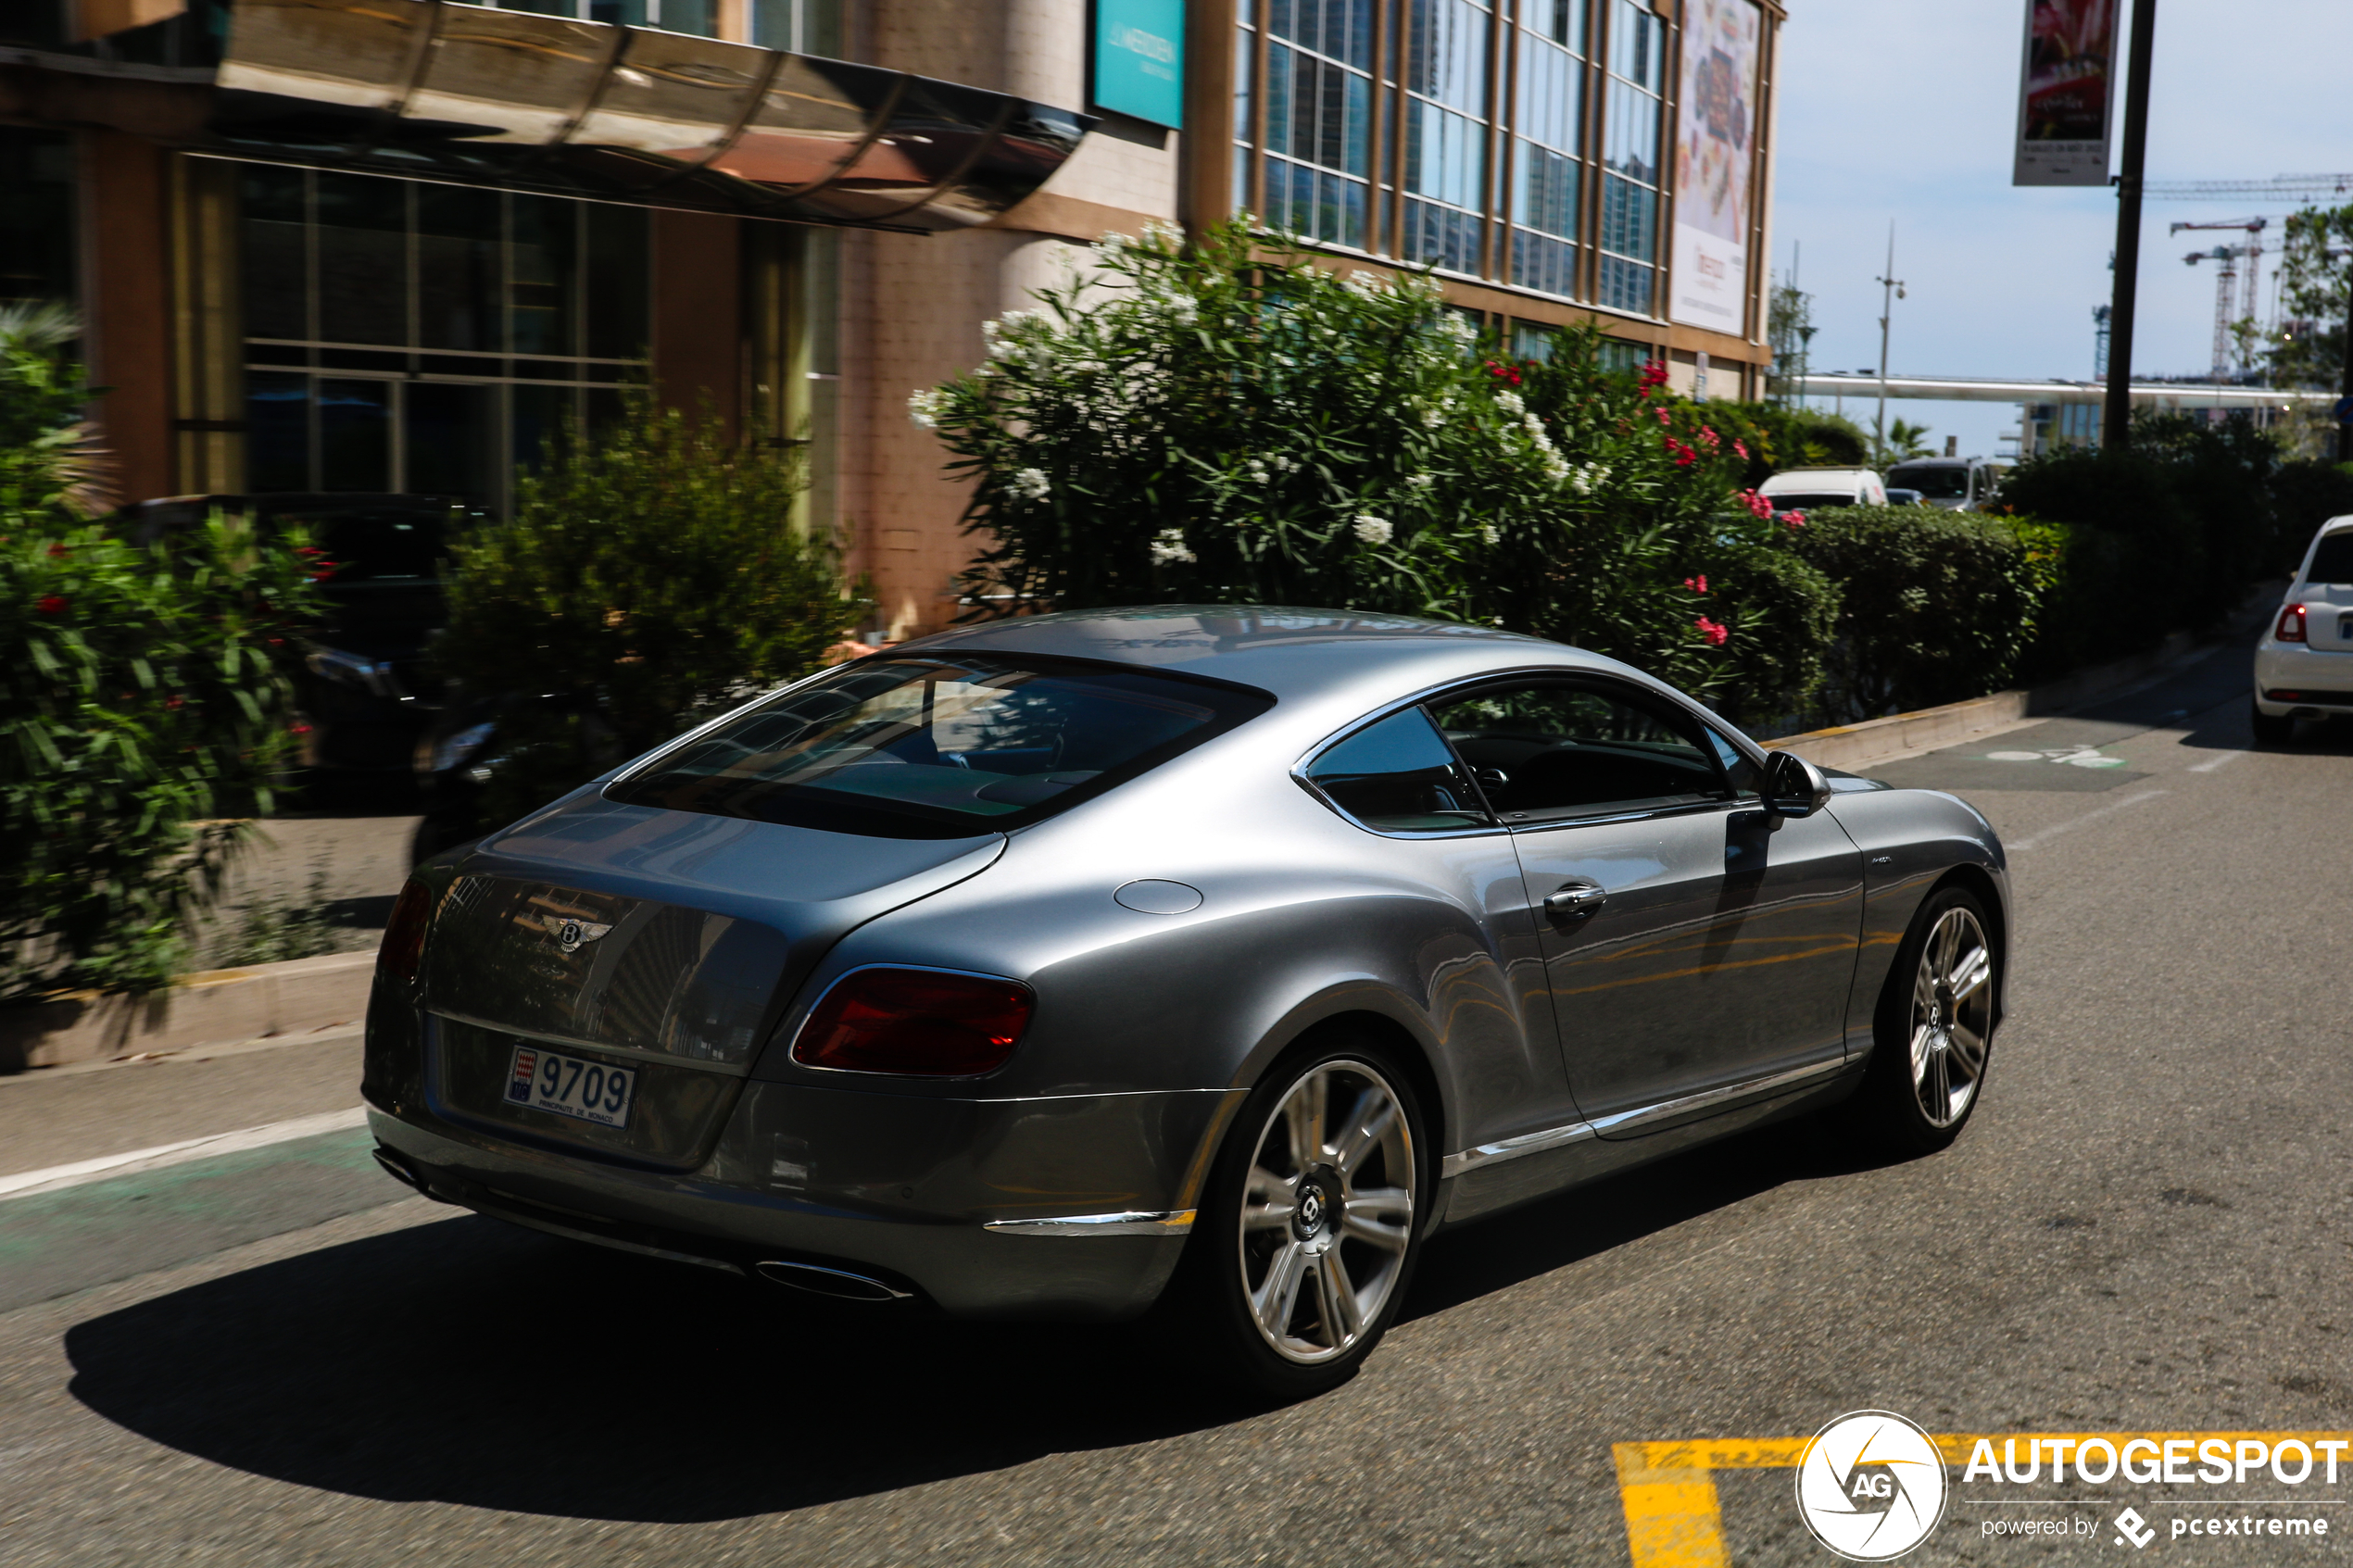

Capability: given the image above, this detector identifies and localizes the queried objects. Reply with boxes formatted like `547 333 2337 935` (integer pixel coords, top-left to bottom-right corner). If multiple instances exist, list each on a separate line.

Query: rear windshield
2306 532 2353 584
1887 465 1970 498
607 654 1273 839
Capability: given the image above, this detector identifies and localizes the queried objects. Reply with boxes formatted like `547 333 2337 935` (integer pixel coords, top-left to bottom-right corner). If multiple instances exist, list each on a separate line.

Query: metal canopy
209 0 1092 231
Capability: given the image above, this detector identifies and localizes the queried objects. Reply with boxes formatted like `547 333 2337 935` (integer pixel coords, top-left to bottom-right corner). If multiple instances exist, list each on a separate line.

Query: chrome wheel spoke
1948 946 1991 1003
1243 1164 1297 1231
1314 1250 1364 1343
1252 1241 1309 1337
1329 1091 1396 1179
1924 1043 1950 1121
1908 1022 1935 1082
1286 1073 1328 1172
1949 1020 1987 1075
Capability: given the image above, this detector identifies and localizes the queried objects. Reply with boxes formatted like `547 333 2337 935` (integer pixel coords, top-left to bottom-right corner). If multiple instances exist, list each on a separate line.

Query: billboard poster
1091 0 1185 131
1669 0 1759 332
2012 0 2118 185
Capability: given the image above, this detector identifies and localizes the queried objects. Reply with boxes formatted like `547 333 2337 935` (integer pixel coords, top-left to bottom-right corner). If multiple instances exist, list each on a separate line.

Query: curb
1757 614 2254 774
0 950 376 1074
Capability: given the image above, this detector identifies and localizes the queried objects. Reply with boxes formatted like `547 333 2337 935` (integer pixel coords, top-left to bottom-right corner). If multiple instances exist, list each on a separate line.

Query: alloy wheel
1236 1059 1416 1364
1908 906 1993 1128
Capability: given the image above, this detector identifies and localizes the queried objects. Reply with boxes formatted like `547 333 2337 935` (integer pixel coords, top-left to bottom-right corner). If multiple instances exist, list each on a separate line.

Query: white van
1884 457 2002 511
1755 467 1887 511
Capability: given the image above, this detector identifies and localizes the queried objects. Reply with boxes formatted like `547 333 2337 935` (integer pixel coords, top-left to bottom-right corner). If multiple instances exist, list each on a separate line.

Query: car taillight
2277 603 2308 643
791 968 1035 1076
380 878 434 984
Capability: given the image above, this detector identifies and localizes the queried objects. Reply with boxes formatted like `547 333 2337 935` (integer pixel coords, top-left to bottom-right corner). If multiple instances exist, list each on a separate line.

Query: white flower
1245 458 1270 483
1405 472 1435 491
1353 513 1393 546
1420 406 1447 430
907 388 945 429
1495 389 1525 416
1150 527 1196 565
1007 467 1051 502
1346 270 1386 297
1480 523 1501 545
1522 412 1554 451
1541 451 1571 483
1567 459 1608 494
1096 231 1129 257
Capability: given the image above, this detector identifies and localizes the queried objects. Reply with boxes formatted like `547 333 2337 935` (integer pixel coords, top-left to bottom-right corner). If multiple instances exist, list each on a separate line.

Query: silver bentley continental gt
364 607 2008 1397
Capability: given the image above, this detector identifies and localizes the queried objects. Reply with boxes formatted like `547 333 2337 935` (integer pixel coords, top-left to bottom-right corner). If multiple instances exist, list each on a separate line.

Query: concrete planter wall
0 951 376 1073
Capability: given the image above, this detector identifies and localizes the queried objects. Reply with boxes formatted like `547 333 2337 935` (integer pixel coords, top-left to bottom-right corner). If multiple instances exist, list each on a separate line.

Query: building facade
3 0 1781 638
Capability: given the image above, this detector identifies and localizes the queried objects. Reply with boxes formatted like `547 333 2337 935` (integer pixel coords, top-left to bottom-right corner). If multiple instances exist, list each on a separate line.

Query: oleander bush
918 218 1836 718
433 387 871 830
0 305 321 997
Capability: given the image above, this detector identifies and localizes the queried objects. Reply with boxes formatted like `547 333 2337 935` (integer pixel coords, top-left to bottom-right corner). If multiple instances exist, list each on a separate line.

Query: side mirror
1764 750 1833 820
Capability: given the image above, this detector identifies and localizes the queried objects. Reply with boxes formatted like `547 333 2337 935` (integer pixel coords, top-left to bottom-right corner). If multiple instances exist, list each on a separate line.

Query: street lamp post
1875 224 1906 466
2102 0 2159 450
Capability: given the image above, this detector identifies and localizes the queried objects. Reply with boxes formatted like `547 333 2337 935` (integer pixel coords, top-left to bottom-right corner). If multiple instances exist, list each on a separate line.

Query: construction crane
2145 174 2353 204
2172 217 2267 379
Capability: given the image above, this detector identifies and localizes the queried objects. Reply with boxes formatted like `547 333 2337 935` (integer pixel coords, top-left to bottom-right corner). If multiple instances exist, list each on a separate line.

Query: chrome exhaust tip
753 1260 912 1302
371 1147 423 1190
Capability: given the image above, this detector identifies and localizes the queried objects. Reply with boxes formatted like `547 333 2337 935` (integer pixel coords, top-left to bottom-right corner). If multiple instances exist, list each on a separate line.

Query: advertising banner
1668 0 1759 332
2012 0 2119 185
1091 0 1185 131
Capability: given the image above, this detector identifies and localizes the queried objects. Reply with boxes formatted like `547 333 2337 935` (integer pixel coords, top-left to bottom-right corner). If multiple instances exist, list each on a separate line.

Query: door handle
1543 881 1606 922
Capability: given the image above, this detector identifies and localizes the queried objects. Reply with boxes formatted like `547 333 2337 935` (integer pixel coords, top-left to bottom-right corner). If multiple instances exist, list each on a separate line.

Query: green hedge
1784 506 2056 723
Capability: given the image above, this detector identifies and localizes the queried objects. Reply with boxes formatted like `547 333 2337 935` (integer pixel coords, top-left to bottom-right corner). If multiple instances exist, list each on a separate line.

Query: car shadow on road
62 1113 1904 1524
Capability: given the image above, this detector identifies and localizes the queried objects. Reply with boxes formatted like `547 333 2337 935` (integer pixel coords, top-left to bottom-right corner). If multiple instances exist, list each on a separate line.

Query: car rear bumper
365 1068 1239 1322
2254 643 2353 714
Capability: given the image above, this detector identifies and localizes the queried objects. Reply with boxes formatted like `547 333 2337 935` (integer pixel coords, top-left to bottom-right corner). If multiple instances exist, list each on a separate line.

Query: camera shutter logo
1794 1411 1948 1561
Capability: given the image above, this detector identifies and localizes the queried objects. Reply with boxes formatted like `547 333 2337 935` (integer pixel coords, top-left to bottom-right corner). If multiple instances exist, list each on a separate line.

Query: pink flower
1640 360 1670 389
1682 575 1708 594
1780 510 1806 530
1697 427 1720 450
1737 488 1775 520
45 543 69 559
1694 615 1729 647
36 595 66 614
1731 440 1749 459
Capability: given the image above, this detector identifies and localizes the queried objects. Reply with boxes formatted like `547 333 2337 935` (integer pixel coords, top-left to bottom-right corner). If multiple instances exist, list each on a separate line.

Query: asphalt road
3 636 2349 1567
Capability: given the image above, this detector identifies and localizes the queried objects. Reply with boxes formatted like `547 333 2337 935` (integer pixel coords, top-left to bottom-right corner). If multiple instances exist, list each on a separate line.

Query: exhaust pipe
754 1259 912 1302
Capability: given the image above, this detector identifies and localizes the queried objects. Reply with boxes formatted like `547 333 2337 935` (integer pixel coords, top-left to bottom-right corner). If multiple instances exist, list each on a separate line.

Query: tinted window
1760 492 1859 511
2305 532 2353 585
271 506 450 583
1303 707 1489 834
1432 683 1725 819
1704 728 1761 797
1887 464 1970 499
609 655 1272 839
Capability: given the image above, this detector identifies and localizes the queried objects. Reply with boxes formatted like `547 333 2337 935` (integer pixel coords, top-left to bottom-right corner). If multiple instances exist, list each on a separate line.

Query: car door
1429 677 1863 1137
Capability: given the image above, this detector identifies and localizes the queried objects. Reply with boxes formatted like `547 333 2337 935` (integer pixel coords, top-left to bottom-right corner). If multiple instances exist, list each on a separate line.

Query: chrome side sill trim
429 1010 755 1078
1439 1120 1596 1181
1585 1056 1851 1137
984 1209 1197 1236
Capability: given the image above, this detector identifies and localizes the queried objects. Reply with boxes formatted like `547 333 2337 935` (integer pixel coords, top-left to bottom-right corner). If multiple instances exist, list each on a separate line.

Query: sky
1768 0 2351 460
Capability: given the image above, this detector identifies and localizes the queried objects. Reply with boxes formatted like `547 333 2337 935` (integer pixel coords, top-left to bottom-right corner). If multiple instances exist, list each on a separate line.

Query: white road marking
2187 748 2247 773
2007 788 2168 853
0 1107 370 1202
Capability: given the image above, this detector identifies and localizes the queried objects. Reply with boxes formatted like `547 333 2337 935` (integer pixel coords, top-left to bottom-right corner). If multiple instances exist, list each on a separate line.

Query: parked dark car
117 493 483 771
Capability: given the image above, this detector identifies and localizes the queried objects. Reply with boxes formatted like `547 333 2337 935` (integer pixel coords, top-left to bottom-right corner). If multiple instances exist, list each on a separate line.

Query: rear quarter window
2305 533 2353 585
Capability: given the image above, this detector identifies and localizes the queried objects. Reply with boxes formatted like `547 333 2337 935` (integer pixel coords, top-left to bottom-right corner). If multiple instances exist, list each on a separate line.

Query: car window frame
1423 671 1747 829
1296 667 1771 838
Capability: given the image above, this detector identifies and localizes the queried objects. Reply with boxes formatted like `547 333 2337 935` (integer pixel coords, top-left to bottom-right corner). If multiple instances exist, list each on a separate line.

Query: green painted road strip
0 1124 411 1314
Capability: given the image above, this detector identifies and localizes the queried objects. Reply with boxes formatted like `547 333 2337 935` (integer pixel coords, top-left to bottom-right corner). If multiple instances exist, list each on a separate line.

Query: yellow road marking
1613 1432 2353 1567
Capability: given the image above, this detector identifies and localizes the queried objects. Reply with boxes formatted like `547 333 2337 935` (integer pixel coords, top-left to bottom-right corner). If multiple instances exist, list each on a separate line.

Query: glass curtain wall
1260 0 1376 248
239 167 649 505
1402 0 1491 273
1509 0 1584 299
1229 0 1684 333
476 0 718 32
1597 0 1665 316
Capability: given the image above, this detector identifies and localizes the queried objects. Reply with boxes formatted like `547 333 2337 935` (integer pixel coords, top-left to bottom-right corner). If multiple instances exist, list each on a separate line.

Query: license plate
504 1045 635 1128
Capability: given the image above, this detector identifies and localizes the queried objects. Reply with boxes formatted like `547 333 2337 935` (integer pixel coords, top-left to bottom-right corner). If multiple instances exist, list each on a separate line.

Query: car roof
1760 469 1874 485
892 605 1632 702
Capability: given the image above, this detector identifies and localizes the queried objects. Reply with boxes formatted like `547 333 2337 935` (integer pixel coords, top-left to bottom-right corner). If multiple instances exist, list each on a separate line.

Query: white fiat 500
2254 514 2353 743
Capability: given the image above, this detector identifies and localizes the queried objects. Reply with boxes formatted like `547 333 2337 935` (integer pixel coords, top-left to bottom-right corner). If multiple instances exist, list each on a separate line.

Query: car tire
1163 1034 1431 1401
1851 885 1997 1157
2250 700 2295 746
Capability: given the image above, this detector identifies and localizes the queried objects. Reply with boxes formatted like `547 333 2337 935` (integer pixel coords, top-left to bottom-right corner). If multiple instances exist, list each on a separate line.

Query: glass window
0 130 76 307
1510 1 1582 300
1885 463 1969 499
610 657 1275 839
417 183 501 354
1261 0 1374 247
1597 0 1663 316
2304 533 2353 584
1304 707 1489 834
1704 728 1761 797
1403 0 1492 272
1431 682 1725 820
315 173 408 347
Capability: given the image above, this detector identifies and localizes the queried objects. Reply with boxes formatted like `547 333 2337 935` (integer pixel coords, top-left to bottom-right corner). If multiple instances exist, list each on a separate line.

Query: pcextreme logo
1793 1411 1950 1561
